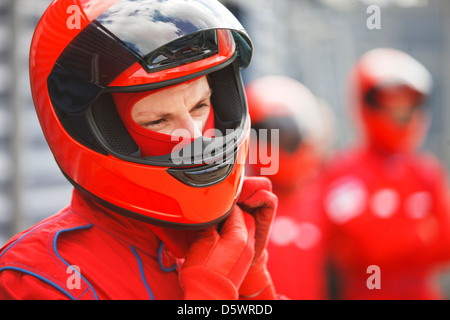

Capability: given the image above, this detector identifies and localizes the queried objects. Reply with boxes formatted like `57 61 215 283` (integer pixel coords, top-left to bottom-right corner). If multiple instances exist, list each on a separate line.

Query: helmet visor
96 0 251 66
365 84 426 124
252 117 304 153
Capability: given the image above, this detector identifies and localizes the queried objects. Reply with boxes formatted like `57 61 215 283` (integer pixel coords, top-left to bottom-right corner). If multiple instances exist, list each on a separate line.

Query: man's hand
179 206 256 300
237 176 278 299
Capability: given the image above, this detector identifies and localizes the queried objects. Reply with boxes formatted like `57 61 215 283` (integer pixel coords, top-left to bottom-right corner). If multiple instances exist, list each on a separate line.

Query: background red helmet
245 75 333 191
347 48 433 153
30 0 253 229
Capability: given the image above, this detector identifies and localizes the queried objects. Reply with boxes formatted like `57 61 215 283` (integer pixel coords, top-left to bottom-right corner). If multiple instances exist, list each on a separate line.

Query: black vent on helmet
141 30 220 73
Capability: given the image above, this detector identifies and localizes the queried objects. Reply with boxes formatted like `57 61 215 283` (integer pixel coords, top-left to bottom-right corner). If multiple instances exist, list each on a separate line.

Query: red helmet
348 48 433 153
245 76 332 190
30 0 253 229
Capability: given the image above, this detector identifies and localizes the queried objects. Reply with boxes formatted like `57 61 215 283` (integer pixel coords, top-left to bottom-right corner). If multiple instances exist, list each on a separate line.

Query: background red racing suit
321 148 450 299
266 180 328 300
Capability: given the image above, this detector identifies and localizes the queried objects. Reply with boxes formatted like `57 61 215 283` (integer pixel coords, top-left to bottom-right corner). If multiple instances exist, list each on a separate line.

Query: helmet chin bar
60 166 234 230
166 147 238 187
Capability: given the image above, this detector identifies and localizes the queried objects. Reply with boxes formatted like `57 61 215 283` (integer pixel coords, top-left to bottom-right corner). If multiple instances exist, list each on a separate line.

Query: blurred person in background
0 0 278 300
246 75 335 299
321 48 450 300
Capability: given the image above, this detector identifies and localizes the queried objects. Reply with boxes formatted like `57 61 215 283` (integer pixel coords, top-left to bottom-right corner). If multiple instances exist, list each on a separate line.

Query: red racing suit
266 179 328 300
0 188 271 300
321 147 450 299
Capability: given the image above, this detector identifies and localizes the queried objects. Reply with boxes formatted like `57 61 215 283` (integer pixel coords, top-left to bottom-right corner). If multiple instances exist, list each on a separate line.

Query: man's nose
176 114 203 139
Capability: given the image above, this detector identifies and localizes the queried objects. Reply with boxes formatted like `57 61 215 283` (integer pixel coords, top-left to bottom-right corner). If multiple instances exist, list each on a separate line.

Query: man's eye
193 103 209 111
146 119 164 127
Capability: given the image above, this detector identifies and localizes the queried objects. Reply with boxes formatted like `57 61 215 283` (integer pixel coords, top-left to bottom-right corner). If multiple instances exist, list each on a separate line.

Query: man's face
131 76 212 138
362 85 427 152
372 85 424 125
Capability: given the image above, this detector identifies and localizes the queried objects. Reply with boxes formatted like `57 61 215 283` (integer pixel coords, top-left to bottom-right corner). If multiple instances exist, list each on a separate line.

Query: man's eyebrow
136 88 212 118
153 112 172 118
135 110 171 118
193 88 213 105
